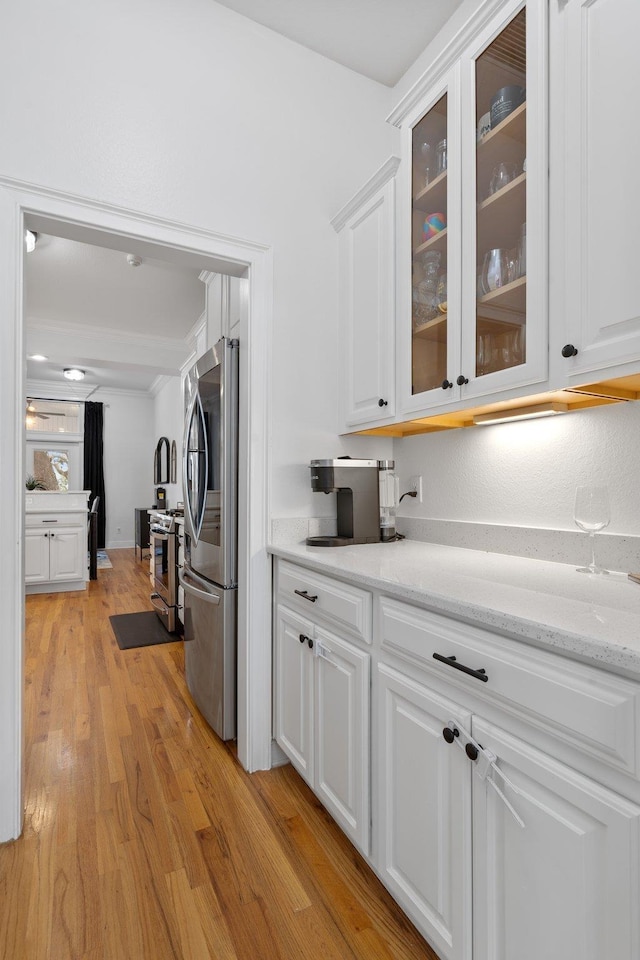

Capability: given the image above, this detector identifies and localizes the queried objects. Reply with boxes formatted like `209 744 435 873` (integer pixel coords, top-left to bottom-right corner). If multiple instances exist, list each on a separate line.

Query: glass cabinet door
411 93 450 396
474 8 527 379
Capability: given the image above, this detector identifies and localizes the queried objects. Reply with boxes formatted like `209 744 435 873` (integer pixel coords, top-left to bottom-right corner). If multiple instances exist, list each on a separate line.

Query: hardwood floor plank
0 549 441 960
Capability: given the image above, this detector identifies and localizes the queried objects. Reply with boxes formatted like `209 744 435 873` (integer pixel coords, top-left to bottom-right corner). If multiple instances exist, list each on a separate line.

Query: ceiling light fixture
25 230 38 253
63 367 85 382
126 253 142 267
473 402 569 426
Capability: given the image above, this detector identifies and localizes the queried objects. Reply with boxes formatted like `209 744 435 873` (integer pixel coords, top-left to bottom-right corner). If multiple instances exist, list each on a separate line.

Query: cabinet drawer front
278 561 372 643
25 512 86 527
380 597 640 776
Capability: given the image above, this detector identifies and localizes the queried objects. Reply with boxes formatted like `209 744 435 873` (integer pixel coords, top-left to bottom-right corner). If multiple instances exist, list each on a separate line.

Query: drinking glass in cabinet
489 161 518 196
475 7 527 377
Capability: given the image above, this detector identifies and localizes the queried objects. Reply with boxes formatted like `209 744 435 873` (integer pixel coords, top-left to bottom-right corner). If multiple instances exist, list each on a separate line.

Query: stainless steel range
149 510 179 633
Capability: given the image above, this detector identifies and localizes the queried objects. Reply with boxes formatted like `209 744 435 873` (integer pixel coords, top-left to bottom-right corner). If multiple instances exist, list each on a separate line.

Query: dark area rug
109 611 178 650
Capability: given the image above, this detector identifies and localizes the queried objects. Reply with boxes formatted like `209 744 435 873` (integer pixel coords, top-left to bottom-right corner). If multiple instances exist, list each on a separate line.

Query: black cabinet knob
441 379 453 390
561 344 578 358
442 726 459 744
456 375 469 386
307 637 314 649
465 743 479 761
378 398 388 407
299 634 307 644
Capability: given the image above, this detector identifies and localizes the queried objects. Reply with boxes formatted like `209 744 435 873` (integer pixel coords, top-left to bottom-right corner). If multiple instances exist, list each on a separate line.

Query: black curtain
83 402 106 548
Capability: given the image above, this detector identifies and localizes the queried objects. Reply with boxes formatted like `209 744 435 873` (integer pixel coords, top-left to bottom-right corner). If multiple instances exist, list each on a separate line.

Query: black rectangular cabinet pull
433 653 488 682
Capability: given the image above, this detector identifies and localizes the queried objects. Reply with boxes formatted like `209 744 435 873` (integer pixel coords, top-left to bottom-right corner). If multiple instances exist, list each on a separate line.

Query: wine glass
573 485 610 575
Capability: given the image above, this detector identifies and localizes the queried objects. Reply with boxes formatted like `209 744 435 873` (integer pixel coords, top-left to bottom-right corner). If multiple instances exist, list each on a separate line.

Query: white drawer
277 560 372 644
25 512 86 528
380 596 640 777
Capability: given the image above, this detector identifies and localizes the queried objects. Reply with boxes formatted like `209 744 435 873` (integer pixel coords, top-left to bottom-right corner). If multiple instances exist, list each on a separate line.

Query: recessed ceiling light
63 367 85 381
29 354 48 361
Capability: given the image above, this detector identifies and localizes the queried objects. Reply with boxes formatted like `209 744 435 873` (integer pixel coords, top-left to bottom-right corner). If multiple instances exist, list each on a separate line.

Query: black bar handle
433 653 488 682
294 589 318 603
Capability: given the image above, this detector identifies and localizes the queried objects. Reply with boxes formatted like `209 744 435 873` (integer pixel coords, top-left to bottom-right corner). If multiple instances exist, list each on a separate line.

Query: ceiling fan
26 399 66 420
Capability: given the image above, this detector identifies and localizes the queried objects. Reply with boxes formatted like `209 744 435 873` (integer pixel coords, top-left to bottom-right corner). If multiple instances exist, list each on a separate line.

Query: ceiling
24 233 207 395
214 0 465 86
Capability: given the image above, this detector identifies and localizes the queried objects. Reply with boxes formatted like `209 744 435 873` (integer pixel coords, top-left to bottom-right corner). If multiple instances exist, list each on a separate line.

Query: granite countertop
269 540 640 680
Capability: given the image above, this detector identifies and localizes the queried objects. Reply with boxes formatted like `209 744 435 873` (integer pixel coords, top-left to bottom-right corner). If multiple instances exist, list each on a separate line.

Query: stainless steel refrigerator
180 337 238 741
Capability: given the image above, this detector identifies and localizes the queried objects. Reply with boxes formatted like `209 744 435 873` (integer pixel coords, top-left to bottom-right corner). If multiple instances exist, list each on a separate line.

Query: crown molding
26 316 188 353
26 378 95 401
386 0 507 128
149 374 178 397
331 156 401 232
26 378 155 401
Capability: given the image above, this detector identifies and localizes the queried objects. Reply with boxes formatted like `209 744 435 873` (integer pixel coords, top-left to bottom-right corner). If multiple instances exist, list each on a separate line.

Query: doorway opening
0 181 273 841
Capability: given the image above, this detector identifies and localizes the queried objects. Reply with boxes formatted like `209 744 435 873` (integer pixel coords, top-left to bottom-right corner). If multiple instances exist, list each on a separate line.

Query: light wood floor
0 548 440 960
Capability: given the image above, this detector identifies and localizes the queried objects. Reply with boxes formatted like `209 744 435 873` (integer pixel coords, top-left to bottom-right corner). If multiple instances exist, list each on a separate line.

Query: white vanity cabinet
549 0 640 387
377 596 640 960
273 560 372 854
25 491 90 593
332 157 400 432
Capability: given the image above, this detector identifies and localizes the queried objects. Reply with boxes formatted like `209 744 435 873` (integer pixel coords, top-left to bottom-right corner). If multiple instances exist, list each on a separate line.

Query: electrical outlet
408 475 423 503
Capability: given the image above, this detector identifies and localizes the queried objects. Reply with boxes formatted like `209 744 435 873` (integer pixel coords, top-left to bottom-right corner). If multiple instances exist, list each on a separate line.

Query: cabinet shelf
479 100 526 149
414 228 448 258
413 311 447 343
477 172 526 251
413 169 447 213
478 275 526 314
477 102 526 190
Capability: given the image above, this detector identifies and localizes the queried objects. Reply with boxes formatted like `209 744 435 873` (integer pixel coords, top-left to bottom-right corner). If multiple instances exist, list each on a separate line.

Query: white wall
394 400 640 535
94 390 156 547
0 0 398 838
153 376 184 510
0 0 396 521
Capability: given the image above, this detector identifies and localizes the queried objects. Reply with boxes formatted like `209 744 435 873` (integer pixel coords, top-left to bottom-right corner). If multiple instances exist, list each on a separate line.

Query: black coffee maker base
306 535 382 547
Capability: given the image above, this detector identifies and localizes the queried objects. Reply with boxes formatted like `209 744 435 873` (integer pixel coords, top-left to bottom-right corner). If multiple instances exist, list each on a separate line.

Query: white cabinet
274 561 371 854
396 0 548 419
202 272 247 346
472 717 640 960
377 663 473 960
332 157 400 431
550 0 640 386
377 595 640 960
25 522 86 586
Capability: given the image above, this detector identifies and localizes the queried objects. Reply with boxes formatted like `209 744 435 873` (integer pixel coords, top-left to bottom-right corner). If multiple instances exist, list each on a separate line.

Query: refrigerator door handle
178 567 221 606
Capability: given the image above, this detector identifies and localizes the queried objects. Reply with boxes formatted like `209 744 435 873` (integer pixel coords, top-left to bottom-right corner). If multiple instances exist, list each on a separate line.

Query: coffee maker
306 458 395 547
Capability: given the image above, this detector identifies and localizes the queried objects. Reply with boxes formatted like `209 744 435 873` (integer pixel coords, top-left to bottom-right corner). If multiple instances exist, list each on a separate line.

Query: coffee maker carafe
306 458 393 547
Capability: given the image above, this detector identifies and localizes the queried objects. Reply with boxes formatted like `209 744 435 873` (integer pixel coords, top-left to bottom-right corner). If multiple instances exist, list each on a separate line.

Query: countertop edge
268 542 640 682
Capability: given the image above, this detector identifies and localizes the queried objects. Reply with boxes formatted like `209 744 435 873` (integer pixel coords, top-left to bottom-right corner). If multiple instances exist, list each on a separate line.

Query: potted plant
25 475 46 490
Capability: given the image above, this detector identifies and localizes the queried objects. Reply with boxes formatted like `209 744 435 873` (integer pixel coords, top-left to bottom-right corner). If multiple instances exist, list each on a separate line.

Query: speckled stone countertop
269 540 640 680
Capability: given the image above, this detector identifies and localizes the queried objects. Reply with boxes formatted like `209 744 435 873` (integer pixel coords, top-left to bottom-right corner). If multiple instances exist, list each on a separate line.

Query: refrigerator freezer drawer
182 568 236 741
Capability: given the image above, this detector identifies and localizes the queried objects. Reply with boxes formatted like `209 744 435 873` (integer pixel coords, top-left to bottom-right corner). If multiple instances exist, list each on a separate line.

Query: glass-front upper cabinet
401 0 546 417
473 8 527 380
411 93 451 396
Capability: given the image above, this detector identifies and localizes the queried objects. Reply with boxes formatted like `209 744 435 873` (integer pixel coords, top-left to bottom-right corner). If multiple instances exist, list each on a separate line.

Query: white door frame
0 177 274 842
